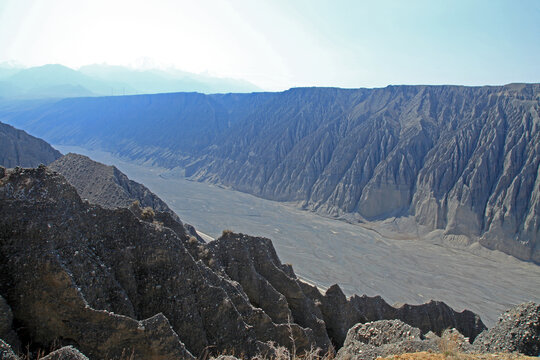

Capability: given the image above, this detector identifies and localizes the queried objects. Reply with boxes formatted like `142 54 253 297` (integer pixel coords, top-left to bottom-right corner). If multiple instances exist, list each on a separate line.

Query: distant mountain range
1 84 538 265
0 63 260 99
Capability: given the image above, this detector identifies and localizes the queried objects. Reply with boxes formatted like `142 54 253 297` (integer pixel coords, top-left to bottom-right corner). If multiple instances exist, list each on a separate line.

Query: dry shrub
438 329 461 359
221 229 234 237
140 206 155 221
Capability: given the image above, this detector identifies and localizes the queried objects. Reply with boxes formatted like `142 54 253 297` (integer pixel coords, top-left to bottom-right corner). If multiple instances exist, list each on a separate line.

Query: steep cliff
0 121 61 168
2 84 538 263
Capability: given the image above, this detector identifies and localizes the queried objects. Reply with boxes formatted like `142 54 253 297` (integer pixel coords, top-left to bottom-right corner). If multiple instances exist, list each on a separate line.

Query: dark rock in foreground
0 166 317 358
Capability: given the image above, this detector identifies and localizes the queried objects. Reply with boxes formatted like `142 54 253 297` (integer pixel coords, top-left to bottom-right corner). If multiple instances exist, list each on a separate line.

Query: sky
0 0 539 91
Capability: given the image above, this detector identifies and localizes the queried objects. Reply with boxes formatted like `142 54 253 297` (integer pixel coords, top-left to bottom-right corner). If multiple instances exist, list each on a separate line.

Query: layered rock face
3 84 539 263
0 165 487 358
0 121 61 168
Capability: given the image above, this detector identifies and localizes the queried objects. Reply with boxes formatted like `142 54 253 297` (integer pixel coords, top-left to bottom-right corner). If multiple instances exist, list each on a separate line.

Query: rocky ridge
0 165 488 359
2 84 539 263
0 121 61 168
49 153 201 241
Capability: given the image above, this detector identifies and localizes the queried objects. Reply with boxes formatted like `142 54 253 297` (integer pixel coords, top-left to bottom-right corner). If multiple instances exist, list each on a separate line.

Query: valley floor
54 145 540 326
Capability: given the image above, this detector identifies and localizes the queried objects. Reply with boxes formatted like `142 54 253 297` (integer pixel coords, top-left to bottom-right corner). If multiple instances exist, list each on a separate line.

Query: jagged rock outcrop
299 282 486 348
208 232 331 350
3 84 539 263
473 302 540 356
338 302 540 359
335 320 438 360
0 166 326 358
0 121 61 168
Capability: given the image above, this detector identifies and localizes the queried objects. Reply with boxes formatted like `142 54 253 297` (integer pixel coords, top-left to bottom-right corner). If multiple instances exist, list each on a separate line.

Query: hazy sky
0 0 538 90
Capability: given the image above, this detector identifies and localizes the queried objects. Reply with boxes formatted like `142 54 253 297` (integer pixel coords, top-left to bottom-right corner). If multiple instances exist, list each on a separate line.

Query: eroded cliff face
188 85 540 263
0 166 314 358
3 84 538 263
0 121 61 168
0 166 486 358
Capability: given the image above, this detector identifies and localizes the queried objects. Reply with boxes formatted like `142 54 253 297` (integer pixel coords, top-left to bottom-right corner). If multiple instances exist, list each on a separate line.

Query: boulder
336 320 437 360
473 302 540 356
40 346 89 360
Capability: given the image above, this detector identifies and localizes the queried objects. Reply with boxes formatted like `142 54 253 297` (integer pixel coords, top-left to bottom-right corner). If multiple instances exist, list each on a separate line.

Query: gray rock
49 153 178 218
209 232 331 351
49 153 204 245
336 320 437 360
299 281 485 347
40 346 89 360
0 166 320 358
343 320 422 347
0 121 61 168
473 302 540 356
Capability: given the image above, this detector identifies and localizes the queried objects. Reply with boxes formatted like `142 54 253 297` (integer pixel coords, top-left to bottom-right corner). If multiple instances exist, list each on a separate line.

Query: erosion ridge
0 164 488 359
2 84 539 263
0 121 61 168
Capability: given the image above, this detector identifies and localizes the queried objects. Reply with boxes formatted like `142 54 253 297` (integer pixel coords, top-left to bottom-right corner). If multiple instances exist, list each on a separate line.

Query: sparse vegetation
221 229 234 237
209 341 335 360
437 329 461 358
140 206 155 221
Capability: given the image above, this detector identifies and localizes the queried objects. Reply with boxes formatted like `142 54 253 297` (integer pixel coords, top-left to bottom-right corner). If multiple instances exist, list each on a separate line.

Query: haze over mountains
3 84 539 265
0 63 260 99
